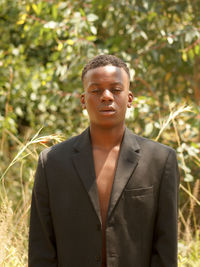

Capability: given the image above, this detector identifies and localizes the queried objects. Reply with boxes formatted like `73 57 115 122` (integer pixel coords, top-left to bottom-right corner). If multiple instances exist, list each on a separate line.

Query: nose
100 89 114 102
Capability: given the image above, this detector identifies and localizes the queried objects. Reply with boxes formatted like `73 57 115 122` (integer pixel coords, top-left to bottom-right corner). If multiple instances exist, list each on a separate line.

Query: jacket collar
72 127 140 224
107 127 140 219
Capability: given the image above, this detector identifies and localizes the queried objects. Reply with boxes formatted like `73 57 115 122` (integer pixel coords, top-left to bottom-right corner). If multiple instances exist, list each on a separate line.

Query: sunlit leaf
87 13 98 22
182 52 188 62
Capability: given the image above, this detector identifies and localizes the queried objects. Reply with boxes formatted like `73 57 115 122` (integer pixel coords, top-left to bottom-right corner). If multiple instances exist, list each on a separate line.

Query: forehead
83 65 129 87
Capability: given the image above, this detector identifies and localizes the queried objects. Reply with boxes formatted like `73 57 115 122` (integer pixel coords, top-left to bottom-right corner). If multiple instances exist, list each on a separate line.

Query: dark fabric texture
28 127 179 267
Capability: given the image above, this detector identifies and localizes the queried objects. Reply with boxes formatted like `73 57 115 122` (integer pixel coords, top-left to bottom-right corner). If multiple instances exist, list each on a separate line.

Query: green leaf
184 173 194 182
86 36 97 41
90 26 97 35
188 49 194 60
194 45 200 55
182 52 188 62
87 13 98 22
52 5 58 19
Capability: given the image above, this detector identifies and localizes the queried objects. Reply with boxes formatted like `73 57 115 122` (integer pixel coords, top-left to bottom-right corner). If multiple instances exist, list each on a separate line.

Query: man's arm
28 152 57 267
151 149 180 267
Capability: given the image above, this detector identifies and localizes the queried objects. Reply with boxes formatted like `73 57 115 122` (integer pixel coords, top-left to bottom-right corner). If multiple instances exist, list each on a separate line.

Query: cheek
116 96 129 107
85 96 96 109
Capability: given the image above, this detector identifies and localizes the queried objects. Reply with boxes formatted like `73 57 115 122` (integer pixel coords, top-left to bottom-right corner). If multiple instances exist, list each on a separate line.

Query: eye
91 88 100 94
111 88 122 93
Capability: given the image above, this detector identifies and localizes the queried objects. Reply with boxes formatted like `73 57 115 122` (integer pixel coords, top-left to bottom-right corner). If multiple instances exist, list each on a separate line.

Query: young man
29 55 179 267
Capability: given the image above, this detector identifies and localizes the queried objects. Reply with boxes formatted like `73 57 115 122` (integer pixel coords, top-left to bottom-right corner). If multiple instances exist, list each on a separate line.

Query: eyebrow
89 82 123 86
110 82 123 86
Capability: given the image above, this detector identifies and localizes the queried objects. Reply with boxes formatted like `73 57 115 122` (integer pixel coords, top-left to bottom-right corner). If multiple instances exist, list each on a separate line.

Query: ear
127 91 133 108
81 93 86 109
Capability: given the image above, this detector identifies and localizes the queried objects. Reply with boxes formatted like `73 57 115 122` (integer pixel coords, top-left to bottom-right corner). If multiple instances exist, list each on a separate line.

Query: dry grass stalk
156 100 199 245
155 104 192 142
0 200 13 265
188 179 200 233
0 129 64 182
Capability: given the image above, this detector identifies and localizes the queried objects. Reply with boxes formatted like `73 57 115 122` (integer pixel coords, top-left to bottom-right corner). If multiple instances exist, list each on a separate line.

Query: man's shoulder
127 128 176 155
39 131 83 161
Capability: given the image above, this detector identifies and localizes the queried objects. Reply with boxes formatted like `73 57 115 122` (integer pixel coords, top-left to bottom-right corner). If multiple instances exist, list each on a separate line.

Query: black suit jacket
29 127 179 267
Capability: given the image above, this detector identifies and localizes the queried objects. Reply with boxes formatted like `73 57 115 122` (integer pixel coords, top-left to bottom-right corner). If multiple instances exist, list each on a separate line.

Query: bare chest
93 147 120 226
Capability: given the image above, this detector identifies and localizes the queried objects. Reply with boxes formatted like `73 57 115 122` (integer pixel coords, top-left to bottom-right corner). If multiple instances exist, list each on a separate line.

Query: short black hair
81 54 130 82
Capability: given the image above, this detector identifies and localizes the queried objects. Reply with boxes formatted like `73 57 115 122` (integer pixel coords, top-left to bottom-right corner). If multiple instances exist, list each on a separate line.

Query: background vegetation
0 0 199 266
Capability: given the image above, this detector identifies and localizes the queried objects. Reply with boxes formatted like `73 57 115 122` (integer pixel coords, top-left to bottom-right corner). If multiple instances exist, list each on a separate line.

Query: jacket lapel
72 127 140 224
107 128 140 219
72 128 101 223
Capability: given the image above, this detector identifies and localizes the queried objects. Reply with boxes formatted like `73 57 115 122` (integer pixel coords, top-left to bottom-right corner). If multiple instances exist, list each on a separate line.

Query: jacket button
96 255 101 262
96 224 101 231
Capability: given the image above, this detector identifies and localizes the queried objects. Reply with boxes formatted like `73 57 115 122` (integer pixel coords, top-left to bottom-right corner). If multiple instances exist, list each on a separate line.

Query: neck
89 123 125 150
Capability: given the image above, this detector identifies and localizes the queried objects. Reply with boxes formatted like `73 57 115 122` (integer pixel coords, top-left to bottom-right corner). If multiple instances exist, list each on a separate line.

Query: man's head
81 54 130 83
81 55 133 129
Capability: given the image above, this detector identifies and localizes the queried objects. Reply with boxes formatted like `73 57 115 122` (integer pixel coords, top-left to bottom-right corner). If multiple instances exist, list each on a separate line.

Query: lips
99 106 115 112
99 106 116 115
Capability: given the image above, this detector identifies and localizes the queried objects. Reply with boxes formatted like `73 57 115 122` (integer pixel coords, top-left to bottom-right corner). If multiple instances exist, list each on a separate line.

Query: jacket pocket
124 186 153 197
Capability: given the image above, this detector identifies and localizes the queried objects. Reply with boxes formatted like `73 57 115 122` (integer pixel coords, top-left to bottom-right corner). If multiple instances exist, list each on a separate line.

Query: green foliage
1 0 200 136
178 231 200 266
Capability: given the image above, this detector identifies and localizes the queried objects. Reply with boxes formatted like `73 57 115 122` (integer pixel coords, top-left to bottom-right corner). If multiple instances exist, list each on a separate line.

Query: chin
91 120 125 129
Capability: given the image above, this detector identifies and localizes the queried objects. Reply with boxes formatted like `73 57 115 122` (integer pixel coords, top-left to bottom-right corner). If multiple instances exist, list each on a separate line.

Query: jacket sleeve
28 152 57 267
151 149 180 267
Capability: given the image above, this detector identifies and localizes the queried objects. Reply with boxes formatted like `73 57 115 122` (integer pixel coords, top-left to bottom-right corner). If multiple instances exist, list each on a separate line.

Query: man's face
81 65 133 128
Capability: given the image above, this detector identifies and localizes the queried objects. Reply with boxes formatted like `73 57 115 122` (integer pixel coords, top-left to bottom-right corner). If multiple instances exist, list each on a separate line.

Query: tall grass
0 130 64 266
0 104 199 266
